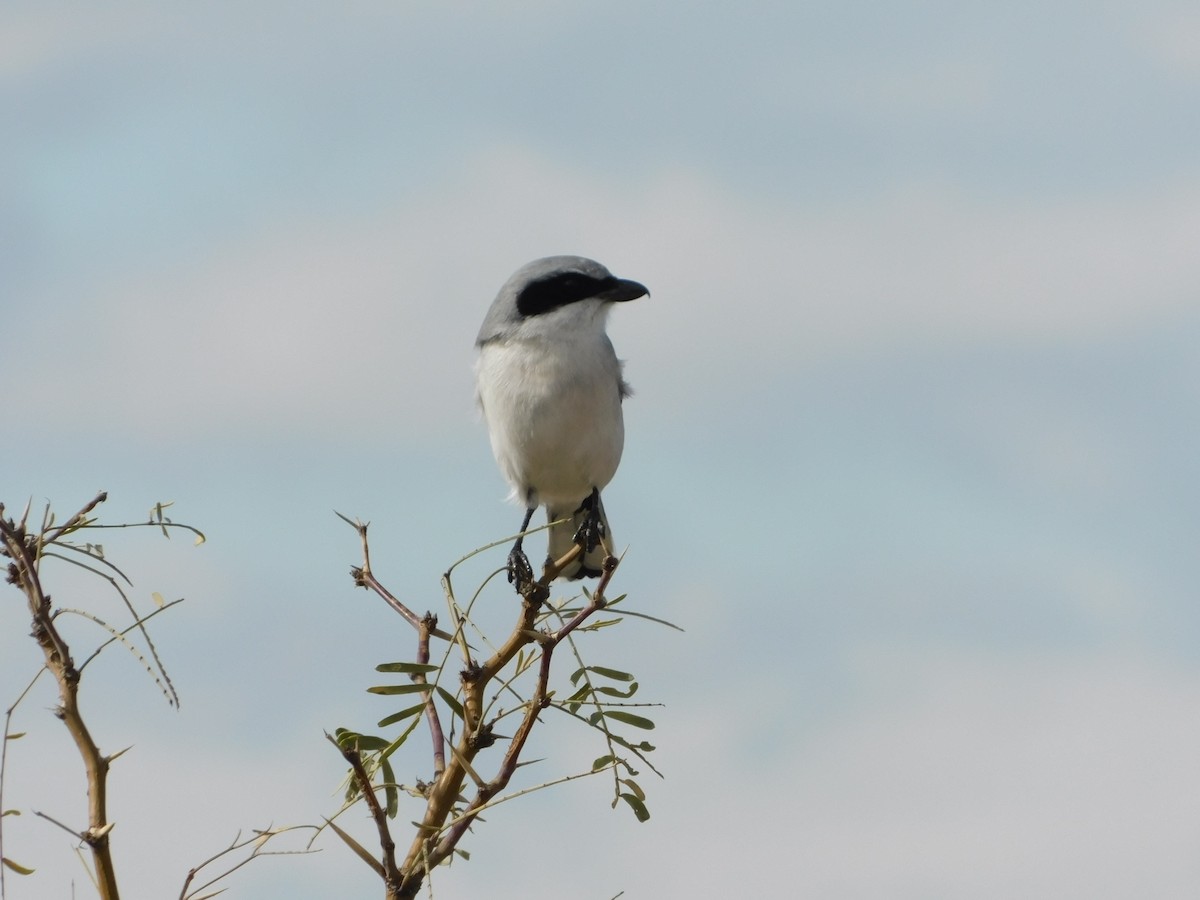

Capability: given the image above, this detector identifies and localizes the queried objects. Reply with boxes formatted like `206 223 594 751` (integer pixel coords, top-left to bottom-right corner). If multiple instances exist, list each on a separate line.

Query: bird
475 255 648 590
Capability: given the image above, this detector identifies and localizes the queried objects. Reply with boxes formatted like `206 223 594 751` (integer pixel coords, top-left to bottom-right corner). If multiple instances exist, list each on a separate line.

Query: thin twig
416 615 447 777
333 736 401 895
178 826 319 900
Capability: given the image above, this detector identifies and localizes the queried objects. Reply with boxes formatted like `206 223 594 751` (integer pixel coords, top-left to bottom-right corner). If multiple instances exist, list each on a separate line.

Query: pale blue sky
4 3 1200 898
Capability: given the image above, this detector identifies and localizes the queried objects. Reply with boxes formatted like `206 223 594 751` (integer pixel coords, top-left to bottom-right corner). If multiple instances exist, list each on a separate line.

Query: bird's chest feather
478 336 624 498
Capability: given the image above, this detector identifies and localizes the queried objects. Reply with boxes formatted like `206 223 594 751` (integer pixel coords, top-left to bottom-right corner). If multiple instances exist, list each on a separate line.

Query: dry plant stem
351 520 454 641
429 560 615 862
349 520 616 900
417 614 447 777
339 740 402 896
1 494 121 900
393 553 618 899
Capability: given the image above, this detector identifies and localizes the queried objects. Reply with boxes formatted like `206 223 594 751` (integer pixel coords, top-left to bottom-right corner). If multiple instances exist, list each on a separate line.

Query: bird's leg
507 504 536 590
571 487 606 553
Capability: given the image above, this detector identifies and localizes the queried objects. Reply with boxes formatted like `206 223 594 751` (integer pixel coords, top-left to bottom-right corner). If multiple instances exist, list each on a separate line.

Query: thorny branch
2 493 207 899
342 518 620 900
1 493 121 900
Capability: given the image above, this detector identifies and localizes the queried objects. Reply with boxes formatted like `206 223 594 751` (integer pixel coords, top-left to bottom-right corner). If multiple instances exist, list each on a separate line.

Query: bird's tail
545 498 611 580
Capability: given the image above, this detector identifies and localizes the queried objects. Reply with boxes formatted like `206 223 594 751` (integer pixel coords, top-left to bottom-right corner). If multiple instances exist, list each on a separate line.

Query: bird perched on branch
475 256 648 589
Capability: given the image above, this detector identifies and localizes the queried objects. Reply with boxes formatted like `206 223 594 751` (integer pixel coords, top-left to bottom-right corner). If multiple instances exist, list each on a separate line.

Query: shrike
475 256 648 589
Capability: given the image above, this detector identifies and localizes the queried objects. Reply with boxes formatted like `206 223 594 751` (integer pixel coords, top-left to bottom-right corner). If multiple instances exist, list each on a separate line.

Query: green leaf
618 793 651 822
2 809 21 817
333 728 363 749
436 686 465 720
352 734 392 751
587 666 635 682
620 778 645 801
378 702 426 728
3 732 25 741
610 734 656 753
380 757 399 819
367 683 433 696
595 682 639 699
2 857 35 875
600 710 655 730
375 662 439 674
578 617 623 631
564 684 591 714
325 819 385 877
564 685 591 703
592 755 616 771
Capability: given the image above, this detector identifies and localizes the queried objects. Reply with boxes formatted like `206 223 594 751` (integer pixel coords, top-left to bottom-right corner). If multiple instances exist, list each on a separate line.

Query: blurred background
3 2 1199 897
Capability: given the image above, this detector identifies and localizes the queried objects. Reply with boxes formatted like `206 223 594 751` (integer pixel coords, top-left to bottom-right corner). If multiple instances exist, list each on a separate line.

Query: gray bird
475 256 648 589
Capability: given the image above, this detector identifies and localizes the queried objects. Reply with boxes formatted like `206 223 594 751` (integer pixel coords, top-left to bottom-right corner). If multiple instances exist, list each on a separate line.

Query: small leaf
353 735 392 752
151 591 165 608
2 857 35 875
4 732 25 741
325 819 385 877
564 684 591 714
595 682 639 699
620 778 645 801
601 711 655 730
578 617 623 631
378 702 426 728
367 683 433 696
3 809 21 817
618 793 651 822
610 734 656 753
587 666 635 682
436 686 465 720
565 685 591 703
375 662 439 674
380 757 399 818
592 755 615 771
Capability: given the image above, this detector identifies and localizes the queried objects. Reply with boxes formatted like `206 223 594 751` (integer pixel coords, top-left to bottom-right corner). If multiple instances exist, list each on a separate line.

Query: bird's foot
507 546 534 591
571 489 605 553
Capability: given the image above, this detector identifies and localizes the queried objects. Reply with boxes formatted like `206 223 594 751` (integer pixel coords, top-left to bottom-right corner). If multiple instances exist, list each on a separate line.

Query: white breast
477 309 625 508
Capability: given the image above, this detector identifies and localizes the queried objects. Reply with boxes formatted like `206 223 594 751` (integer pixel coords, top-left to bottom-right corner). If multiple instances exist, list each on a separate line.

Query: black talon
507 546 533 589
571 487 606 553
507 504 537 591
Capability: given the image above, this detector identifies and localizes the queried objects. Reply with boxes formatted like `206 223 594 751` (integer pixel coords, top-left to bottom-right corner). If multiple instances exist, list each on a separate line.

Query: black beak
599 278 649 303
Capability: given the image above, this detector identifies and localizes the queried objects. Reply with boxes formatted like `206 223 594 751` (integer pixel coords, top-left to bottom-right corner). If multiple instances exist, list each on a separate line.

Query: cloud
1140 5 1200 78
12 142 1200 444
635 649 1200 899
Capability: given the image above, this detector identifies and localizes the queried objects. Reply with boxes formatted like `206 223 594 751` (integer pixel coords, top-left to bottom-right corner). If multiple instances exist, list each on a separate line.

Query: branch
398 555 620 893
178 826 319 900
1 502 120 900
332 736 402 896
339 515 633 899
416 614 447 777
341 515 454 641
428 562 615 862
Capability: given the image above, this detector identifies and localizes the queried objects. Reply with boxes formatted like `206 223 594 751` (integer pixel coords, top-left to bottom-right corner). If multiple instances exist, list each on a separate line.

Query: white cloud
1141 6 1200 78
13 145 1200 441
635 649 1200 898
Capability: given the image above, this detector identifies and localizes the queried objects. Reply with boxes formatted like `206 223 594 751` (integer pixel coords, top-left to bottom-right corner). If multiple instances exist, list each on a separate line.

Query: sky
3 1 1200 897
